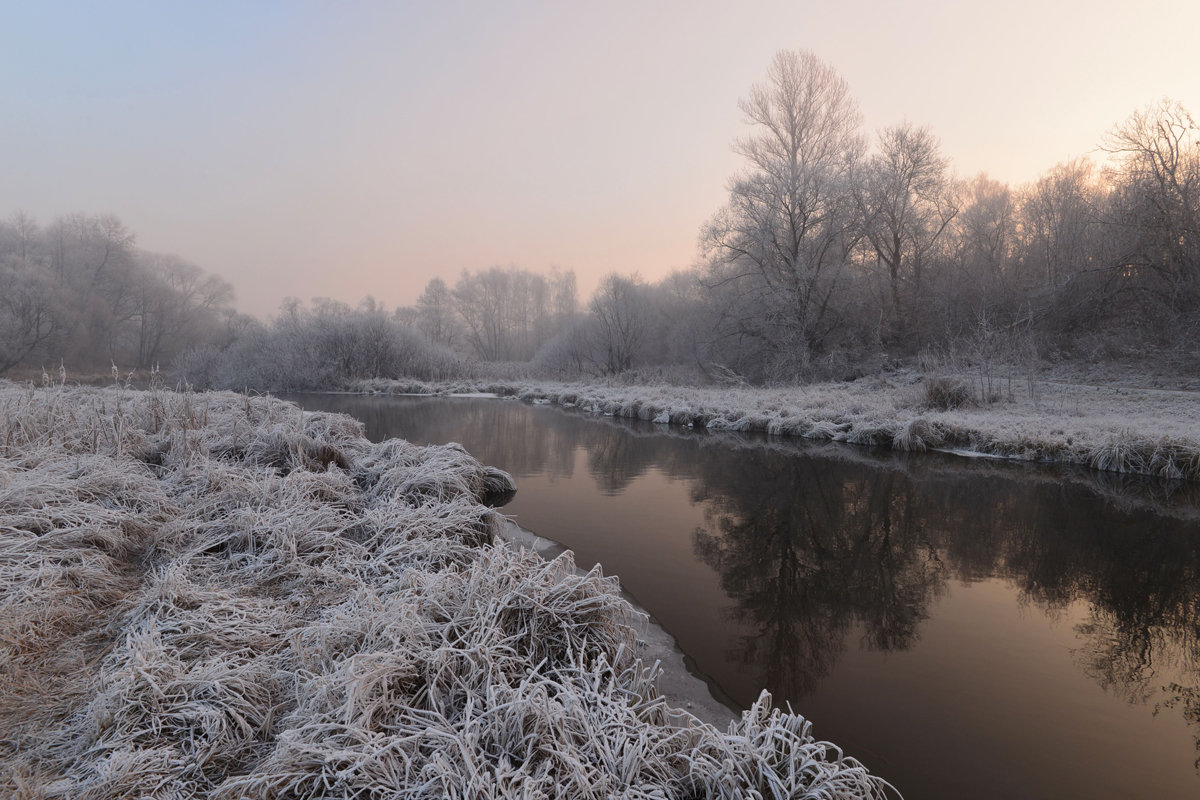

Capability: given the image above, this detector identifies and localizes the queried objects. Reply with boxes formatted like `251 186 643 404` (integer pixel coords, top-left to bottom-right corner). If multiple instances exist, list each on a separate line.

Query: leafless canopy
702 50 865 379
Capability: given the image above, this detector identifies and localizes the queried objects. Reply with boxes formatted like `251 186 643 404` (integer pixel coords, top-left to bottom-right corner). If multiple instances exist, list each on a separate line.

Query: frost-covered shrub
175 305 469 391
922 376 973 410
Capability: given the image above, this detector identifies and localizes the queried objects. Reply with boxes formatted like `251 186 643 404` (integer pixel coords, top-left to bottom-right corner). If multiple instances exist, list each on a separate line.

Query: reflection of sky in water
288 394 1200 800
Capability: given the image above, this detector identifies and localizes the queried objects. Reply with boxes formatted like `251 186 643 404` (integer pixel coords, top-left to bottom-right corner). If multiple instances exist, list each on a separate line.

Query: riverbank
356 372 1200 481
496 518 737 728
0 380 891 799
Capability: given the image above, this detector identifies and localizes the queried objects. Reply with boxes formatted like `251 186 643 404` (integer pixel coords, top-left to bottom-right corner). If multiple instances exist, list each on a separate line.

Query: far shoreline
348 372 1200 482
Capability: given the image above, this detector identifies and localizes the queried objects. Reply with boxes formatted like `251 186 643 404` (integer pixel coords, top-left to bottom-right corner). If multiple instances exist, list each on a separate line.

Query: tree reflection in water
685 439 1200 766
693 455 947 698
284 394 1200 774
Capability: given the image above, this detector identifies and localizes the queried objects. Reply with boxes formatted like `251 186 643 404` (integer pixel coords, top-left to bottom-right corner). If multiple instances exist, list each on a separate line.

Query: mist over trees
177 296 465 391
177 267 582 391
450 266 578 361
2 51 1196 389
0 212 237 376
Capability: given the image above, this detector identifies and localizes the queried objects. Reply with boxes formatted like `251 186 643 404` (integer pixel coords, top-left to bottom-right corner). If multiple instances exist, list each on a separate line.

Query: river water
288 393 1200 800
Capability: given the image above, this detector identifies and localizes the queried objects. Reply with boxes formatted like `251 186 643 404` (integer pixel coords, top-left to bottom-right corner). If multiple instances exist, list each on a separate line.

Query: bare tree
1012 159 1113 333
454 268 511 360
44 213 139 364
953 174 1018 317
858 122 957 342
589 273 651 375
1102 99 1200 313
0 211 39 264
452 266 574 361
701 50 864 378
129 253 235 369
549 266 579 324
415 277 459 348
1019 159 1101 289
0 262 60 373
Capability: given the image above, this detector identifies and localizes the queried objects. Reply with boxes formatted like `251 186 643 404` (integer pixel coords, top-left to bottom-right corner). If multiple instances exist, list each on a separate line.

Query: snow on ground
359 373 1200 481
0 380 891 800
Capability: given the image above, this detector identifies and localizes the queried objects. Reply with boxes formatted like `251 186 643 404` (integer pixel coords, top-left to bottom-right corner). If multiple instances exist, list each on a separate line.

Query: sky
2 0 1198 318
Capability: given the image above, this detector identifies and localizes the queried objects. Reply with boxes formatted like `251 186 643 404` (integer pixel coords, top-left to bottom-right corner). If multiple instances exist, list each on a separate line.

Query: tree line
0 213 239 376
2 49 1195 388
689 51 1199 382
396 52 1198 384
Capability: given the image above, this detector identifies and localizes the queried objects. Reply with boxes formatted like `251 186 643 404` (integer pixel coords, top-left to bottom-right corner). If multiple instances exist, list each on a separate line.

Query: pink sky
3 0 1198 317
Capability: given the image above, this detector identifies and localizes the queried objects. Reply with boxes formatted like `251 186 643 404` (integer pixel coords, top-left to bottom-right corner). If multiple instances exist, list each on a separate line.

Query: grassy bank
356 374 1200 481
0 380 891 799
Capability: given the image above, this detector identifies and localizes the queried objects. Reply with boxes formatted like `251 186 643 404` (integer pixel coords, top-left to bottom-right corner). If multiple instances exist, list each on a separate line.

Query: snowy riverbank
0 381 891 799
357 373 1200 481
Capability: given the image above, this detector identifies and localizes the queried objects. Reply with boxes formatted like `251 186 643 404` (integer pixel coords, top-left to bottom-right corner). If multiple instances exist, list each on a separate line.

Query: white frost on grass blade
363 375 1200 481
0 380 893 800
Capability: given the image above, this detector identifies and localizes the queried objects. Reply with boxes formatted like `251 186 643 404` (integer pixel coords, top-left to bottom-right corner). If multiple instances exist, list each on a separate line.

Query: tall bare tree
589 273 651 375
129 253 234 369
1019 159 1101 289
953 175 1019 317
0 262 60 373
1102 99 1200 313
701 50 864 379
858 122 957 342
452 266 577 361
415 277 459 348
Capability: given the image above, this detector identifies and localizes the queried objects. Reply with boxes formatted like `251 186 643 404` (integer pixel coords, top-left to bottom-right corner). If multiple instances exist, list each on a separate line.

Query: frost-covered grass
0 380 892 799
358 373 1200 481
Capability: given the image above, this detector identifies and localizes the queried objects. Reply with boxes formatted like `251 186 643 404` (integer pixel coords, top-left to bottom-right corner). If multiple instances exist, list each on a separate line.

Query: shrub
922 376 973 410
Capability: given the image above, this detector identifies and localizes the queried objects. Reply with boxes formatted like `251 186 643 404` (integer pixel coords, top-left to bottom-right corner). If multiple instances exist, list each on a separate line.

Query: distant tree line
0 213 239 376
3 50 1195 388
395 53 1198 384
177 296 465 391
405 267 579 362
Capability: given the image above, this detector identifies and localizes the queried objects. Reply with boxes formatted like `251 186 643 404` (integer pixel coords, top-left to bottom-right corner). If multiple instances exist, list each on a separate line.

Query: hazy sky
3 0 1198 317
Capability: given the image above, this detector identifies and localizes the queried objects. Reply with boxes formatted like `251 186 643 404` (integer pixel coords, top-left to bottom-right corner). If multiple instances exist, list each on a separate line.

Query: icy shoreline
356 374 1200 481
0 381 890 799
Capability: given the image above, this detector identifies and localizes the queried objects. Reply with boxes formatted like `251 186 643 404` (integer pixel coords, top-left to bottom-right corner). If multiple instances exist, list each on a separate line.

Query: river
287 393 1200 800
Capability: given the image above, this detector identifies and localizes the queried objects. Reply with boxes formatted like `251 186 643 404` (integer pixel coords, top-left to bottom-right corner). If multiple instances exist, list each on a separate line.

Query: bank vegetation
0 380 891 799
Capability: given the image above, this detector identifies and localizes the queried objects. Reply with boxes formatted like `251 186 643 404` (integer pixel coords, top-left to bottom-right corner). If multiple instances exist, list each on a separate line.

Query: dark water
288 393 1200 800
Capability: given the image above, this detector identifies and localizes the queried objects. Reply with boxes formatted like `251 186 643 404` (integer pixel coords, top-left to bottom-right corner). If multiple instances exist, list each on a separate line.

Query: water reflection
587 430 660 495
693 458 947 697
687 437 1200 768
288 394 1200 795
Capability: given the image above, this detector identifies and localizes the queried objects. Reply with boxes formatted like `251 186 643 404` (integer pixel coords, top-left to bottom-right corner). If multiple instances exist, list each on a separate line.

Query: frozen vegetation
356 372 1200 481
0 380 892 799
